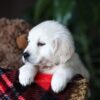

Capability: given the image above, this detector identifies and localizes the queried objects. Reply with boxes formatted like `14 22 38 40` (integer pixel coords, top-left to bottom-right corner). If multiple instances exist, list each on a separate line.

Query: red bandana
34 73 52 91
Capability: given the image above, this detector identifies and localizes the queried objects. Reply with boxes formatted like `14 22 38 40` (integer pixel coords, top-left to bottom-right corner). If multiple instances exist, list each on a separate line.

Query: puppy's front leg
19 62 37 86
51 65 75 93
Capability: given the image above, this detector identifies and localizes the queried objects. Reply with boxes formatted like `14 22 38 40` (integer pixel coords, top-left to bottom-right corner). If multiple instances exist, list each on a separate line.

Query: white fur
19 62 37 86
19 20 89 93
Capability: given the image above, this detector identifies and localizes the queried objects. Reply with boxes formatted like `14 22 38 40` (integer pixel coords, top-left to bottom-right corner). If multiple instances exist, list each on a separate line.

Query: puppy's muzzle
23 52 30 59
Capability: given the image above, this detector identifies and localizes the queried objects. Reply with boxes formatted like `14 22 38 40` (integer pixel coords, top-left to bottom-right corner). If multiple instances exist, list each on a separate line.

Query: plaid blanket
0 68 84 100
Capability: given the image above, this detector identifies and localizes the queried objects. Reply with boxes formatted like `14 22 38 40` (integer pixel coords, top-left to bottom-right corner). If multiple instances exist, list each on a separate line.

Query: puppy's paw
19 66 34 86
51 76 67 93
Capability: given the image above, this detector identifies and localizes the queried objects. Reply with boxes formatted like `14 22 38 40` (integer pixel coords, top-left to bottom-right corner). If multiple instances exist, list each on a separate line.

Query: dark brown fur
0 18 31 69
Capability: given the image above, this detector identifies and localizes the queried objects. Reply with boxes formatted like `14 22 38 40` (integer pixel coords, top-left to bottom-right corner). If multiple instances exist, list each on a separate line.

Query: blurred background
0 0 100 99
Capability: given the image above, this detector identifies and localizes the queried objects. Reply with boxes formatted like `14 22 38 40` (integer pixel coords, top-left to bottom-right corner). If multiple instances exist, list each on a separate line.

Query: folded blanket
0 68 88 100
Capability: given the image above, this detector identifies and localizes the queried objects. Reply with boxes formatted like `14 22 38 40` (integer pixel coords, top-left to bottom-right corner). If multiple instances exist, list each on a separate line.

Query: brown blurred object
0 18 31 69
16 34 28 49
65 75 89 100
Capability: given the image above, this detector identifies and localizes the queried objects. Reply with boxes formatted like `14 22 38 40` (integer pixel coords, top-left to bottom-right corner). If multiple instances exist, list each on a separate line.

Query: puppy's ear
53 35 75 63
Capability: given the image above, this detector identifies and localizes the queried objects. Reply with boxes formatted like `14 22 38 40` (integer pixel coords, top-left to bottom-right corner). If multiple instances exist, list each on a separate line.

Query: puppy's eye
37 42 45 46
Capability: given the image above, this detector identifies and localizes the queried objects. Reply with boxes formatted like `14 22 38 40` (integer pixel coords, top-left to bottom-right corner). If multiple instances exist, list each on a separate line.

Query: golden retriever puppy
19 21 89 93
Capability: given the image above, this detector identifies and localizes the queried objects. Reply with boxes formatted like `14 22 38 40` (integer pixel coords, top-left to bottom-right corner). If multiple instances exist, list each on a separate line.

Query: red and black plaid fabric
0 67 79 100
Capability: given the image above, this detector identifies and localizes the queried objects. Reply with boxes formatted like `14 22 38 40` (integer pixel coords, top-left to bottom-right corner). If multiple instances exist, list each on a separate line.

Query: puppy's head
23 21 75 67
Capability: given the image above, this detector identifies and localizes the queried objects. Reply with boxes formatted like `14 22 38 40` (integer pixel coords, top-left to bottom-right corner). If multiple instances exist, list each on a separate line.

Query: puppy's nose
23 52 30 59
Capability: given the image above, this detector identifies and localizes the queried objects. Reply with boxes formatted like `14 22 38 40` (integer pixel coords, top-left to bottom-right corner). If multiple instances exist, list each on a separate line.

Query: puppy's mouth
38 58 53 66
23 57 37 65
23 57 54 70
37 65 54 72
